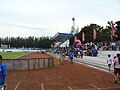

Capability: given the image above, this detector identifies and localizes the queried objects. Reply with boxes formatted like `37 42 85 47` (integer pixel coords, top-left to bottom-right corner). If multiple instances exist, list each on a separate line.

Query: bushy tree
115 21 120 41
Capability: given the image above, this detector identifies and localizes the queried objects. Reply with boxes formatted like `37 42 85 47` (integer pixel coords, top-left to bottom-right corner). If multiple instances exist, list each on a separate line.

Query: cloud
0 21 48 30
0 21 52 37
0 0 120 37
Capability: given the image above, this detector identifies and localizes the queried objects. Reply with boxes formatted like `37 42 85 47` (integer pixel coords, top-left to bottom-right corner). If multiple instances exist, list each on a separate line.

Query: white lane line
14 81 20 90
100 86 120 89
41 83 44 90
78 86 120 90
115 84 120 87
90 83 101 90
12 53 30 59
68 85 72 90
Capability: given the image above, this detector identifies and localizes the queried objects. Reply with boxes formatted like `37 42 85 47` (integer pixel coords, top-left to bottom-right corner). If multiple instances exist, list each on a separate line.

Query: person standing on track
68 50 74 66
113 53 120 84
0 55 7 90
107 54 112 72
59 50 64 65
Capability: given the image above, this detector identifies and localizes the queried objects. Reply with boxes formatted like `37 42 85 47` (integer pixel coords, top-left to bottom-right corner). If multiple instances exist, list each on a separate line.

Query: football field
0 52 29 59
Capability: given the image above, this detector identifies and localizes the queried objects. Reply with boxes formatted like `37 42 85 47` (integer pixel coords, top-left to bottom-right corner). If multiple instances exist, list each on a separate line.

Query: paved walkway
48 51 120 73
76 51 120 72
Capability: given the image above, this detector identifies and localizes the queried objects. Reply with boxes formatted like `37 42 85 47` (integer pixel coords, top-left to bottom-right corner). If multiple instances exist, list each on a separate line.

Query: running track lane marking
115 84 120 87
100 86 120 89
90 83 101 90
41 83 44 90
14 81 20 90
68 85 72 90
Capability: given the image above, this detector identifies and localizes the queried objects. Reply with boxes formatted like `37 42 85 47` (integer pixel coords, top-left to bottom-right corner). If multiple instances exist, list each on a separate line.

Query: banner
93 29 96 40
111 22 115 36
82 32 85 41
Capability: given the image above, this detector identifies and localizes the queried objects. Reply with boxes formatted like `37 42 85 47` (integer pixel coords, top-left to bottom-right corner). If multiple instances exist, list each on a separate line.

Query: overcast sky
0 0 120 37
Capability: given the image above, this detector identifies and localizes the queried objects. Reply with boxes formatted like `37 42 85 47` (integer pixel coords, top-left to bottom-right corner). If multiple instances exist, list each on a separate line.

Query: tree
115 21 120 41
79 24 102 43
0 36 54 49
99 26 111 41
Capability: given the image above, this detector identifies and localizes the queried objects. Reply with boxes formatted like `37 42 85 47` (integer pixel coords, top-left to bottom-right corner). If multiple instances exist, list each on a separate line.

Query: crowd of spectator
51 41 120 60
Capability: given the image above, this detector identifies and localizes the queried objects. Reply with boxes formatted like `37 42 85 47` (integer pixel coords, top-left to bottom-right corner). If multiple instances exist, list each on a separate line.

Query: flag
82 32 85 41
93 28 96 40
111 22 115 36
74 36 77 41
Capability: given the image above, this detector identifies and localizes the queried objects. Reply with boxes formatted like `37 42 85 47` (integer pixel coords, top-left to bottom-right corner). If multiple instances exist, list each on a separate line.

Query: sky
0 0 120 37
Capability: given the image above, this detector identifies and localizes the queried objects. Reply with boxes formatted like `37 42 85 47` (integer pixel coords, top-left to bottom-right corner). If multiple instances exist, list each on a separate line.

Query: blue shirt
0 63 7 85
68 52 74 60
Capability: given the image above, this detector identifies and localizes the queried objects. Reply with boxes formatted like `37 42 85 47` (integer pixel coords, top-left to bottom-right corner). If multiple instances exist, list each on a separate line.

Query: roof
51 33 73 41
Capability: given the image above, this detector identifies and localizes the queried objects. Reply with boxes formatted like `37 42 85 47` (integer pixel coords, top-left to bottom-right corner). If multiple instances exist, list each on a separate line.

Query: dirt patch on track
6 53 120 90
16 52 51 59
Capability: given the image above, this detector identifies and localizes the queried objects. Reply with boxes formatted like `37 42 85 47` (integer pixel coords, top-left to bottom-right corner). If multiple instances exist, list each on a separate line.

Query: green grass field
0 52 29 59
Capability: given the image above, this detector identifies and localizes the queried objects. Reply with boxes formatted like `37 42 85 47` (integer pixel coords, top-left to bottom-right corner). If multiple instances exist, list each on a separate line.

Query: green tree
79 24 102 43
115 21 120 41
99 26 111 41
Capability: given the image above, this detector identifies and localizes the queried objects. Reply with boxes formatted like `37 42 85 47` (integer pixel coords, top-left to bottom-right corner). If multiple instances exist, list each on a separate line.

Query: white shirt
107 57 112 64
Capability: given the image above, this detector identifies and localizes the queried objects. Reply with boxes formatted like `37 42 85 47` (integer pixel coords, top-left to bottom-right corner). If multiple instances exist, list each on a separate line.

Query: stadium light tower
71 17 76 34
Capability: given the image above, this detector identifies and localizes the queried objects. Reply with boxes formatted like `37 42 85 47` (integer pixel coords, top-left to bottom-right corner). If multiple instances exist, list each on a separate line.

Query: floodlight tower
71 17 76 34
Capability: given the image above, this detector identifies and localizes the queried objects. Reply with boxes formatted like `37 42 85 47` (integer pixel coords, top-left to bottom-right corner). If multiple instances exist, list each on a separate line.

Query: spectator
107 54 112 72
113 53 120 84
0 55 7 90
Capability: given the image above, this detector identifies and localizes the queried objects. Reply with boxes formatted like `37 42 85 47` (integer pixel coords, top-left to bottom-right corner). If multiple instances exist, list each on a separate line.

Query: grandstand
51 32 73 47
